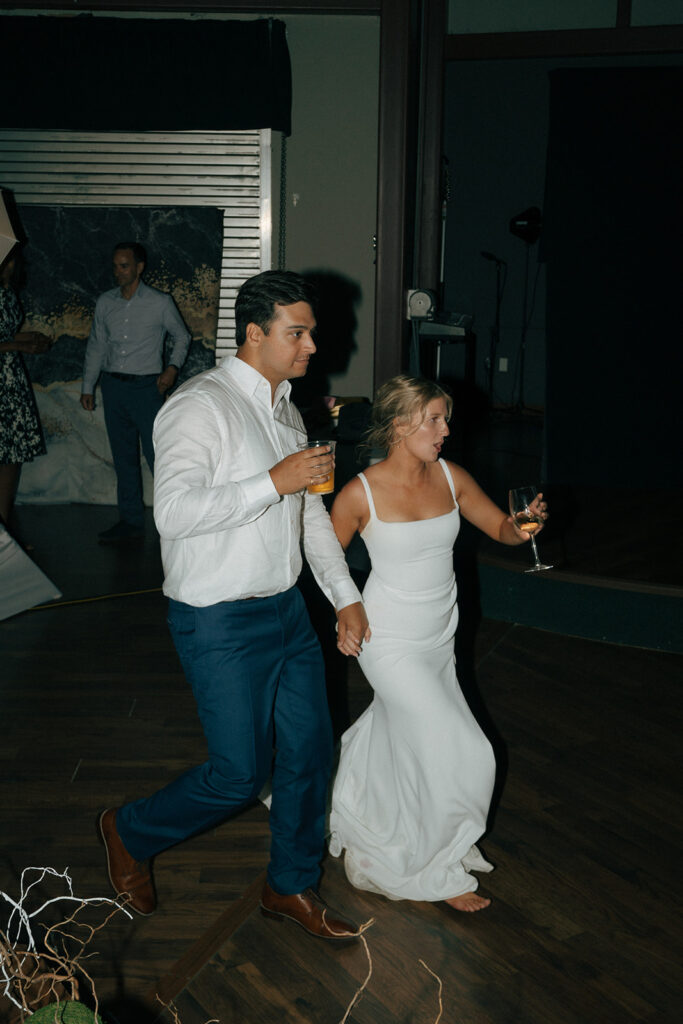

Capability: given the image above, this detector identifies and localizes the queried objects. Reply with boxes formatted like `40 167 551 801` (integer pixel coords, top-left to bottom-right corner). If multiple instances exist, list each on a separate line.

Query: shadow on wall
290 270 362 433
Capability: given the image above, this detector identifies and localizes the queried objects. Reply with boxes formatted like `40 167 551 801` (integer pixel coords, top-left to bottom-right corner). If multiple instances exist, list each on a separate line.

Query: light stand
518 240 532 409
509 207 541 411
481 250 506 407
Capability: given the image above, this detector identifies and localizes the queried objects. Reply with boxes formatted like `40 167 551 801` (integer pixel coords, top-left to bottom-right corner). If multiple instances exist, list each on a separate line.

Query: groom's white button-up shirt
153 355 361 610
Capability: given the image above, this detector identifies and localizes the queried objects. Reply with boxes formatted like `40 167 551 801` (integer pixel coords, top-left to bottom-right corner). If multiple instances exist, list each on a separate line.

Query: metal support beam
373 0 411 387
415 0 446 298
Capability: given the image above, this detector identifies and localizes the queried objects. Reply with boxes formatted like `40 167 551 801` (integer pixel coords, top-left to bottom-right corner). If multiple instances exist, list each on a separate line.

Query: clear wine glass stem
529 532 542 569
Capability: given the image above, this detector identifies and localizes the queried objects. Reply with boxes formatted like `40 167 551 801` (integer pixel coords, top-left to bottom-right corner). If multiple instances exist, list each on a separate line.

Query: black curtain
3 15 291 134
543 67 682 487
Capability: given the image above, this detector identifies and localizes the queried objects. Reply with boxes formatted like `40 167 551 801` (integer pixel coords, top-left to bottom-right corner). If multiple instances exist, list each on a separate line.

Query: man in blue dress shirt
80 242 190 543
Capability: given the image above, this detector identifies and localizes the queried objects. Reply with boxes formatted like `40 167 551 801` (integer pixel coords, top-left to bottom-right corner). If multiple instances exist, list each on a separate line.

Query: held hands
336 602 371 657
269 445 334 497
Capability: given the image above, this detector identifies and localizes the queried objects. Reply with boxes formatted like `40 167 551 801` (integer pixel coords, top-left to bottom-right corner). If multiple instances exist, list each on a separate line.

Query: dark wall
3 15 291 134
442 51 683 413
543 66 683 487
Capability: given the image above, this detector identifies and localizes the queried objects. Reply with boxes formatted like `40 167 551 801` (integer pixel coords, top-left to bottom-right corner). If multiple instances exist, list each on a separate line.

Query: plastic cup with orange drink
298 440 336 495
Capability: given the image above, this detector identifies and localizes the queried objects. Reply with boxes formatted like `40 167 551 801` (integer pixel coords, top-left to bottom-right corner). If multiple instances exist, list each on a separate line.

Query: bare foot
445 891 491 912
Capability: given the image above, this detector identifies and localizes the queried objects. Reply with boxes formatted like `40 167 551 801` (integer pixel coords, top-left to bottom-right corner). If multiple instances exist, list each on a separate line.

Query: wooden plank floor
168 627 683 1024
0 589 270 1017
2 546 681 1024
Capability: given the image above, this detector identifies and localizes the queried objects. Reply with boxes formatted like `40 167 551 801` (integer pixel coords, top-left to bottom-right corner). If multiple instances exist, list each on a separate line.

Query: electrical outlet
498 357 508 372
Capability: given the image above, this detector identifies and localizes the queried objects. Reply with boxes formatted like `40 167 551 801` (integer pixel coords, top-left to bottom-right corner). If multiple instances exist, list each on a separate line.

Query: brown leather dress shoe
98 808 156 916
260 882 359 942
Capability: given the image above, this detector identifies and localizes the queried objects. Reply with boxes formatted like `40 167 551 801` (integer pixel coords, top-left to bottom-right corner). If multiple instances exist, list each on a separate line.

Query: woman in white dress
329 375 547 912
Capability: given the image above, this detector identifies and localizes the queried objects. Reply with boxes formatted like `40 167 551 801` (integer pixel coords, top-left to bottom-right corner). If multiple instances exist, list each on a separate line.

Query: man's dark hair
114 241 147 265
234 270 317 346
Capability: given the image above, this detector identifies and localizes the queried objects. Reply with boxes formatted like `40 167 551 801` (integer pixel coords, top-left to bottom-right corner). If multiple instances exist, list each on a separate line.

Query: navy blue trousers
100 372 163 528
116 587 334 895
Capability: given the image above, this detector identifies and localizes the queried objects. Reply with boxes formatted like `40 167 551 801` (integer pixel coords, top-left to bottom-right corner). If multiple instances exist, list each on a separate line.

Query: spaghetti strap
438 459 458 508
357 472 378 521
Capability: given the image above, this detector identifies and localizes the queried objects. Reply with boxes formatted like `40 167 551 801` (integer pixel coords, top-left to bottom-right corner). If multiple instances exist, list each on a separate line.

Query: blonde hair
365 375 452 452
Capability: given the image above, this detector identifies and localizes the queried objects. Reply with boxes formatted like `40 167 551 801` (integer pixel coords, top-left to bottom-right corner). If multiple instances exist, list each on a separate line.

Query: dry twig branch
1 866 132 1019
419 959 444 1024
155 994 218 1024
335 916 376 1024
335 917 445 1024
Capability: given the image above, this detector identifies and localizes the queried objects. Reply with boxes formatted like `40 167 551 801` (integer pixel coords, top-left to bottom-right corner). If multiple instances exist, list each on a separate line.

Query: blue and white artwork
14 205 223 505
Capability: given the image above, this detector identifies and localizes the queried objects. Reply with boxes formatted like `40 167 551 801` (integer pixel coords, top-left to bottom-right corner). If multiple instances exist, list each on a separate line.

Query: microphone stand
517 241 531 410
481 252 506 408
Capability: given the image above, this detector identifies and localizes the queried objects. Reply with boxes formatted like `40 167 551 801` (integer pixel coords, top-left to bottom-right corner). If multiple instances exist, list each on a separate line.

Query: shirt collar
223 355 292 410
118 279 147 301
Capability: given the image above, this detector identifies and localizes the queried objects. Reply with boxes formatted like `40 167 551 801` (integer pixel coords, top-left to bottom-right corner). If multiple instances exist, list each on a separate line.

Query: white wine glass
509 485 553 572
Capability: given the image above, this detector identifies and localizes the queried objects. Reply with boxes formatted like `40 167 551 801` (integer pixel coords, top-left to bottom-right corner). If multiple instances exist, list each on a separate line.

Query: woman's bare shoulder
441 460 479 497
334 473 368 511
441 458 465 482
331 473 371 537
361 460 389 481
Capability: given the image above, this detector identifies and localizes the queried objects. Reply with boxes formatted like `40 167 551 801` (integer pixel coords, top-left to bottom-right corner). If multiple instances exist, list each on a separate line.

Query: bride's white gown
329 460 496 901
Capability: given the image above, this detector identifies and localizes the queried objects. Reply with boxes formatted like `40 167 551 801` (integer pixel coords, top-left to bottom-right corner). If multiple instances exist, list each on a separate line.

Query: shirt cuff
330 578 363 612
240 469 280 513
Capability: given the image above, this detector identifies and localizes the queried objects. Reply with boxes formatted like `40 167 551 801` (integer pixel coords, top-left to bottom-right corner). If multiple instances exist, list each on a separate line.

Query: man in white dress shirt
98 270 370 941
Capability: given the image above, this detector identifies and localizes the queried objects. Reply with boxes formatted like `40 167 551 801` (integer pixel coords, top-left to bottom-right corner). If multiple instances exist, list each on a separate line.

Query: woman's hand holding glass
509 485 552 572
